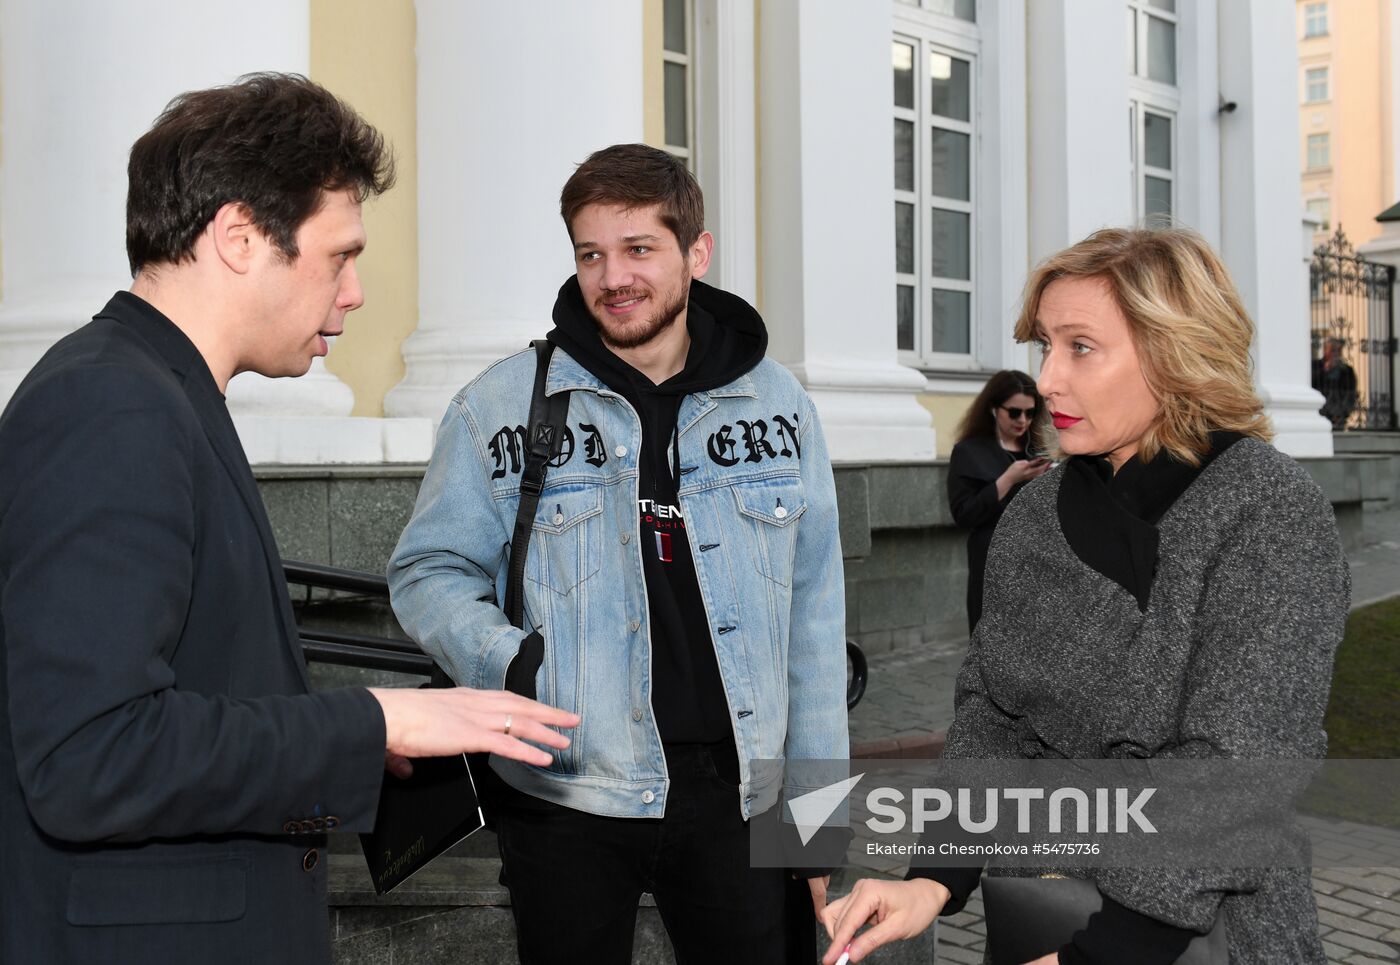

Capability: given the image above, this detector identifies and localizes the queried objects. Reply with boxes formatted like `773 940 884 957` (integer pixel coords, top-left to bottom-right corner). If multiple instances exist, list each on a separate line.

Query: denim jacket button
642 790 655 804
629 619 640 632
620 533 631 544
615 445 628 458
775 506 788 519
632 708 643 721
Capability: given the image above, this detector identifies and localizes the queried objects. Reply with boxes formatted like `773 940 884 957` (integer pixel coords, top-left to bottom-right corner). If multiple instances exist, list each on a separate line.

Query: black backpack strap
499 340 569 698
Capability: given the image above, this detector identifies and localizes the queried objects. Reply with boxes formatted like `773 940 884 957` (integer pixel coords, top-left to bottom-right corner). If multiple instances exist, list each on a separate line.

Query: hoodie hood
546 275 767 397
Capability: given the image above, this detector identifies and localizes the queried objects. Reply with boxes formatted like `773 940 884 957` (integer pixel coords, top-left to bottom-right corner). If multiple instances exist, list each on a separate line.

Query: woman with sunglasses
946 370 1052 631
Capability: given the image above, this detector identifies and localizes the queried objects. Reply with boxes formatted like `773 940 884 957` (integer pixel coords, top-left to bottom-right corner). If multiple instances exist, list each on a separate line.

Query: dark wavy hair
126 72 395 275
953 370 1046 447
560 143 705 249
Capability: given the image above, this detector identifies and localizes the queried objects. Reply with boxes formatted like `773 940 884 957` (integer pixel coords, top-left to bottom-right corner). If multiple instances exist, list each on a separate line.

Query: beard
591 278 690 351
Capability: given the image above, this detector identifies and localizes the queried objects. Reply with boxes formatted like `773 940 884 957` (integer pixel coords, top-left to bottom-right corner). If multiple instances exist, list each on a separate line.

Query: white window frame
1307 132 1331 170
892 4 981 370
1304 65 1329 103
1127 1 1179 225
661 0 695 166
1304 2 1328 38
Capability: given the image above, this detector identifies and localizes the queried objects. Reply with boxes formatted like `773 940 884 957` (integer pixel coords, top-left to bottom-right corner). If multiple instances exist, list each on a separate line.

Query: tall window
1305 66 1329 103
893 3 978 363
1307 133 1331 170
662 0 693 165
1304 2 1328 38
1128 1 1179 224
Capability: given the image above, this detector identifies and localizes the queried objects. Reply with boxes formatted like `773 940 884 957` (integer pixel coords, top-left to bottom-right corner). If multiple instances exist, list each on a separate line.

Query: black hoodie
548 276 767 746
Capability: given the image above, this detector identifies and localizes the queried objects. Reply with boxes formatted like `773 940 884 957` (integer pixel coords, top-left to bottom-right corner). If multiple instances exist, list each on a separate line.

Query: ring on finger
503 714 513 737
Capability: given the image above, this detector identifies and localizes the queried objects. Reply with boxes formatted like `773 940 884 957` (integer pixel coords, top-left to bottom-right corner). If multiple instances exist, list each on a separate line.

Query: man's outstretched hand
370 687 579 777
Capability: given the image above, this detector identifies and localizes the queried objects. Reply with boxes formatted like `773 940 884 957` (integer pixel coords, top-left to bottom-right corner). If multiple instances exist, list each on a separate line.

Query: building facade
0 0 1338 467
1297 0 1400 248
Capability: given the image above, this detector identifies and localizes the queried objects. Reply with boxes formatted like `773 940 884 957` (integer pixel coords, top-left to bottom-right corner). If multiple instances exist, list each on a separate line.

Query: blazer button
312 817 327 831
302 848 319 872
282 821 298 834
324 816 340 830
300 820 316 834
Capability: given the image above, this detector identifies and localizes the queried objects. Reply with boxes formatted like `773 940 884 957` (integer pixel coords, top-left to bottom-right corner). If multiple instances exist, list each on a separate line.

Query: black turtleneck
547 277 767 745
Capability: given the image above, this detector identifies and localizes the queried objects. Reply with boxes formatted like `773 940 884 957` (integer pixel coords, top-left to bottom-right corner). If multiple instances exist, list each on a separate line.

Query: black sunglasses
999 405 1038 420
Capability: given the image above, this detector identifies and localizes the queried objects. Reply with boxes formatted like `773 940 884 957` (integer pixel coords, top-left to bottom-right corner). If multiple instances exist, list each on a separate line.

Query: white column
1217 0 1334 457
0 1 364 429
694 0 758 305
1026 0 1133 267
384 0 644 420
756 0 935 463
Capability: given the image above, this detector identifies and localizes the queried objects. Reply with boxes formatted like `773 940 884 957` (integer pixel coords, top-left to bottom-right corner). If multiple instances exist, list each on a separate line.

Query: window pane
1147 0 1175 11
664 62 688 147
929 290 971 354
1308 133 1330 168
929 128 970 201
930 208 970 280
894 120 915 190
1144 112 1171 170
1307 198 1331 230
1147 17 1176 85
1128 9 1137 76
1306 68 1328 101
925 0 976 23
929 53 970 122
664 0 687 53
893 41 915 109
895 202 915 274
897 286 915 351
1145 176 1172 223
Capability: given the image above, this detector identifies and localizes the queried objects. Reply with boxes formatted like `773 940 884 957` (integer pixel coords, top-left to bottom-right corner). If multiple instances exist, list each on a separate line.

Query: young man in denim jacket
388 143 848 964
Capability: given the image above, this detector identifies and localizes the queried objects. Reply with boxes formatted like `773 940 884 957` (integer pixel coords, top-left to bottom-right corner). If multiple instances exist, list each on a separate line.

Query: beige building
1298 0 1400 247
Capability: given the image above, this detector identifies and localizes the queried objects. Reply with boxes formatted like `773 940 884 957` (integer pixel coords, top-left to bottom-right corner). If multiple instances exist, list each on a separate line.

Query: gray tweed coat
946 437 1351 964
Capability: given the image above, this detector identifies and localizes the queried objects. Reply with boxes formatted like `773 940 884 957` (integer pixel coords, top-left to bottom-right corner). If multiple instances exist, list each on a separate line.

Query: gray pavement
841 507 1400 963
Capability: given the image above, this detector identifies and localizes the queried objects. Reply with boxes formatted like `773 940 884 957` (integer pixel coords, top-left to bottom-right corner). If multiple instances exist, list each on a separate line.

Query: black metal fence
1310 227 1397 431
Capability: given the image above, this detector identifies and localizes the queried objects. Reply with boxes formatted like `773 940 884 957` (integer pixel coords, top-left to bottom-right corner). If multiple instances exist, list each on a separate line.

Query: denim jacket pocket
526 483 604 596
733 475 807 587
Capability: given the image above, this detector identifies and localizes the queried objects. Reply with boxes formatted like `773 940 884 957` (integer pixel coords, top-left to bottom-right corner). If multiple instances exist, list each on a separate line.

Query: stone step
328 853 939 963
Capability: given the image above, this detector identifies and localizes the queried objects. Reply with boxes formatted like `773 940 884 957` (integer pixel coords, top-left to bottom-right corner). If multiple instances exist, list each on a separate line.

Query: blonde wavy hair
1013 227 1272 466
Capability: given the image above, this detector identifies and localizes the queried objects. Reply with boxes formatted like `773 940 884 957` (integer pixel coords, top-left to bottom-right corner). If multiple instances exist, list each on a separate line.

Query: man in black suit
0 73 576 964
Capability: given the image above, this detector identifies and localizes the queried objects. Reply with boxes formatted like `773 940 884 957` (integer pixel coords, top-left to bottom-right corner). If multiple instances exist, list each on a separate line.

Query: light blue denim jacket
388 346 848 820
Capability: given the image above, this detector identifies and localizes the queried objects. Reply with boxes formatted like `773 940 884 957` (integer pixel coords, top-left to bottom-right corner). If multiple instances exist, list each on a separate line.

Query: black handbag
981 875 1228 965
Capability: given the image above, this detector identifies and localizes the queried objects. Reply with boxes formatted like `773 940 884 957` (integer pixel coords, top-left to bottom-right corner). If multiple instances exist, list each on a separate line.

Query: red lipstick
1052 411 1082 430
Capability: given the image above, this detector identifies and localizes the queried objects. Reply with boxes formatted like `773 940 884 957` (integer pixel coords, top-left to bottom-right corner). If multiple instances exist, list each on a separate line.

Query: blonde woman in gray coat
822 228 1350 965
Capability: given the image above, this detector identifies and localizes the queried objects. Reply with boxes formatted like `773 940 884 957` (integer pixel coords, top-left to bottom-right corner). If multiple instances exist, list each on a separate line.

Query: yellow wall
918 393 977 459
642 0 666 148
310 0 418 417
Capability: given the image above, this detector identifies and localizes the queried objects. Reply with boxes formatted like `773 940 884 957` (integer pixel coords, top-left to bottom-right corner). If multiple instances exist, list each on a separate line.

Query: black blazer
946 434 1028 631
0 293 386 964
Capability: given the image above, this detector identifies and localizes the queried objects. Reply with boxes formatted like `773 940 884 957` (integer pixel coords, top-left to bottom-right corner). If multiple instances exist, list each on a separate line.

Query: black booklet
359 753 485 895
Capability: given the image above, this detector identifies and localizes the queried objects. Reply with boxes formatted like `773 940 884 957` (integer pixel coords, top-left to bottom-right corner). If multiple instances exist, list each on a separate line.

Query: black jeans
493 742 802 965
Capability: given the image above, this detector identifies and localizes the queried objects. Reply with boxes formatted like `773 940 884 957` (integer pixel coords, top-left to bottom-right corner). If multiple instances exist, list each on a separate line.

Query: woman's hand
995 457 1052 499
818 878 949 963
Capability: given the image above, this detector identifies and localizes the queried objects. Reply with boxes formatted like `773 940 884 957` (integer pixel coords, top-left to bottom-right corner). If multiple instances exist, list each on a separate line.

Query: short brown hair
559 144 704 249
126 72 394 275
1014 227 1272 466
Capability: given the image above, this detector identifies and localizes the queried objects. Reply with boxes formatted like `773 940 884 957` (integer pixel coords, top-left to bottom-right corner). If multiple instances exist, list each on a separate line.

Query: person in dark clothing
389 143 848 965
1311 336 1359 429
946 370 1051 631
